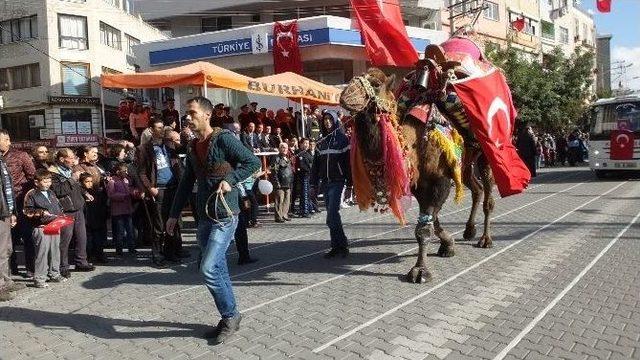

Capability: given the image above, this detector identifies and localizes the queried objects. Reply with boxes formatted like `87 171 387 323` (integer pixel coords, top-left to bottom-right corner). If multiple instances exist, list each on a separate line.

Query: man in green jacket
166 96 260 345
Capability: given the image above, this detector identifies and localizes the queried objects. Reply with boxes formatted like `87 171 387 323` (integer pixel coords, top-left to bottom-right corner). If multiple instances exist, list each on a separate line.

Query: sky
582 0 640 91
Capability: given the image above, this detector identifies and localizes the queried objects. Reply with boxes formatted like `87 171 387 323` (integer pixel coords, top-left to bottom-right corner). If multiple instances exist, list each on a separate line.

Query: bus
587 95 640 178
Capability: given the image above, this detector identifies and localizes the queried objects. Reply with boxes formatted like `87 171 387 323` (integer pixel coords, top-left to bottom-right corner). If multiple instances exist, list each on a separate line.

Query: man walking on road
166 96 260 345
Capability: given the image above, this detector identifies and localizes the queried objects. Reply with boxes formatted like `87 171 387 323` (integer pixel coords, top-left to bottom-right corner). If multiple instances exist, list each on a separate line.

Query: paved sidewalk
1 168 638 360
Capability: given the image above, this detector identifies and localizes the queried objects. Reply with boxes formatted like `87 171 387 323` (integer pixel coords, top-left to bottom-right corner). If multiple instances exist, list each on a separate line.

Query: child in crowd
106 163 138 255
79 173 108 262
23 169 66 288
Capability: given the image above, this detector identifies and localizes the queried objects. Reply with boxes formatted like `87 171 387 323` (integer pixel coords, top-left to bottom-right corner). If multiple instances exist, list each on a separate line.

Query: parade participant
235 171 261 265
166 96 260 344
136 118 182 266
1 129 36 276
0 155 22 301
516 123 537 177
49 148 95 277
311 111 351 258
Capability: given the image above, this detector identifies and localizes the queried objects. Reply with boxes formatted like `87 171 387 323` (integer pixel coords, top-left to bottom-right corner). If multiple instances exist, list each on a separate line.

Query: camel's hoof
406 267 433 284
437 244 455 257
475 235 493 248
463 226 476 241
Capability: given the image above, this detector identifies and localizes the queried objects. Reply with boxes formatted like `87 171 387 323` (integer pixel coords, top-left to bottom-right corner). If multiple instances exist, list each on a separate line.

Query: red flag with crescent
451 70 531 197
43 215 75 235
610 129 634 160
273 21 303 74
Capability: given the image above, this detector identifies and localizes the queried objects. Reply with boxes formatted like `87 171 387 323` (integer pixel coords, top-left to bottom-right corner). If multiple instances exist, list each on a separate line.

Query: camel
340 68 464 283
340 37 500 283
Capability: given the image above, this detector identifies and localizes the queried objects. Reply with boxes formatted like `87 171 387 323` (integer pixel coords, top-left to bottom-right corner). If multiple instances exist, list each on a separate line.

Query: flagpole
203 77 208 99
300 98 305 138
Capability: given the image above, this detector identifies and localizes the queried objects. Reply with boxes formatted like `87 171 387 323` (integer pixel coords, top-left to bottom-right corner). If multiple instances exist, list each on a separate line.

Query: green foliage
484 43 595 132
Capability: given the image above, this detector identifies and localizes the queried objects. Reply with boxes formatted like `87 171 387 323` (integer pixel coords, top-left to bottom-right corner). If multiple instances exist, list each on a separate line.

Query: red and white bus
588 95 640 178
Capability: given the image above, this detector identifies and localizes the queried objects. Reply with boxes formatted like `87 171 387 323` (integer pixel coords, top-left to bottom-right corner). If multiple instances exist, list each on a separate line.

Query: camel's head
340 68 396 117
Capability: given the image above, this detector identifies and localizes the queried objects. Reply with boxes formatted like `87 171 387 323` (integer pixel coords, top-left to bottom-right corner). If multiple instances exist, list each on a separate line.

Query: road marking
312 181 627 353
157 175 584 300
111 170 569 284
242 181 586 313
493 206 640 360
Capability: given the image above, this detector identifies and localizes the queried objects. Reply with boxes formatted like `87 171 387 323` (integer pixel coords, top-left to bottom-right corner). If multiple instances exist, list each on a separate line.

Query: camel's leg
463 157 483 241
406 188 435 283
476 160 495 249
430 177 455 258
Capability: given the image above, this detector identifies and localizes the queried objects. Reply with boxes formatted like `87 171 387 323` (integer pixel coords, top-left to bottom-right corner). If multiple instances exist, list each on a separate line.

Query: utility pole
447 0 488 36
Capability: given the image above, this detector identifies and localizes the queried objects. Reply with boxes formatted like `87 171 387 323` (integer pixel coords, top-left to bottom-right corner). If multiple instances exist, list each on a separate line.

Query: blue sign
149 27 430 66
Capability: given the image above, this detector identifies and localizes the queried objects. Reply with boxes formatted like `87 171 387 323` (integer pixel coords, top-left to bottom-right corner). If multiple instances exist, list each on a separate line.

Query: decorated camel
340 36 530 283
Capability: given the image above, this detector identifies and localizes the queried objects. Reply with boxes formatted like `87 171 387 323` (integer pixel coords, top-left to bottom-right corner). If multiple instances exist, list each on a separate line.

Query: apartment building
0 0 165 145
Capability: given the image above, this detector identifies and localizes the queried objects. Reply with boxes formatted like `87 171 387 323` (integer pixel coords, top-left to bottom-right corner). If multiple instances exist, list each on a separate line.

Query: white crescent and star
615 133 630 148
486 97 511 149
276 31 294 58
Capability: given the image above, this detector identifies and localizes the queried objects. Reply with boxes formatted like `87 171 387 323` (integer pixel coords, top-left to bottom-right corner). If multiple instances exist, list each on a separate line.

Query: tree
485 42 595 133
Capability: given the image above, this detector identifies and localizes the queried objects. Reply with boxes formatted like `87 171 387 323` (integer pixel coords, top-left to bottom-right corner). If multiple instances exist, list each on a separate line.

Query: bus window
590 101 640 139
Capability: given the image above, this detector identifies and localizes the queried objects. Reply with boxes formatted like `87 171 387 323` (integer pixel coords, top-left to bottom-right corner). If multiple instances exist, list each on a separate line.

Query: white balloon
258 180 273 195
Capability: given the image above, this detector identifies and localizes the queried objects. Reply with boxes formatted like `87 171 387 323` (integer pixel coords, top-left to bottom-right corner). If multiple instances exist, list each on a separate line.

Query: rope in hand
205 186 234 224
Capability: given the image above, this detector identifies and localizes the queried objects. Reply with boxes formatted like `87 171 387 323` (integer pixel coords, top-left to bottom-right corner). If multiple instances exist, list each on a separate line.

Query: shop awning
101 62 342 105
251 72 342 105
101 61 252 89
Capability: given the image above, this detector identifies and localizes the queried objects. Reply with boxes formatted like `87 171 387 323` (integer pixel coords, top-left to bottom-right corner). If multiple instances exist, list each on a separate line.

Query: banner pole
100 86 107 151
300 98 305 138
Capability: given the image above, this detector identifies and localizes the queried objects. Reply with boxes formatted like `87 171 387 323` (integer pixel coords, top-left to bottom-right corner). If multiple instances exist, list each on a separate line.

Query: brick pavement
0 168 638 360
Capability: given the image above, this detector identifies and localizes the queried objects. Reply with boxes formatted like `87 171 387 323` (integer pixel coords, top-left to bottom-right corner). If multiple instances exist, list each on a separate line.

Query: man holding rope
165 96 260 345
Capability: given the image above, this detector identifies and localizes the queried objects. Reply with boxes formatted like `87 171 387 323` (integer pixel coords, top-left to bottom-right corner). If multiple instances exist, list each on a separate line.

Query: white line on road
111 170 568 284
492 207 640 360
312 181 627 353
241 181 587 313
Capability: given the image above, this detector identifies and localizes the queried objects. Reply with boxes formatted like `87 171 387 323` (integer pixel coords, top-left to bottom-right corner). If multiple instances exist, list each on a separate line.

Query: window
523 20 536 35
61 108 93 134
0 110 45 141
541 21 554 40
125 34 140 56
61 62 91 96
58 14 88 49
103 0 120 7
201 17 232 33
559 26 569 44
100 22 121 50
483 1 499 21
0 15 38 44
0 63 40 91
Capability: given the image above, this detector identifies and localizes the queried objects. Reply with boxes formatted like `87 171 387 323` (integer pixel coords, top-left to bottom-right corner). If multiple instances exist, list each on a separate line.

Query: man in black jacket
241 122 260 152
295 138 313 218
49 148 94 278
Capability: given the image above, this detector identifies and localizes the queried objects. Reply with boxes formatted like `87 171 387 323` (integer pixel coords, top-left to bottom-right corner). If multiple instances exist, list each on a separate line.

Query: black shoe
238 257 258 265
211 315 242 345
324 247 349 259
61 269 72 279
74 264 95 272
275 219 285 223
283 218 292 222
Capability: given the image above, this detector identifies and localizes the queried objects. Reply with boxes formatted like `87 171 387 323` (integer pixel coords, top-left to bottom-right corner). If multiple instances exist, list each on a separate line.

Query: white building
0 0 165 146
130 1 445 110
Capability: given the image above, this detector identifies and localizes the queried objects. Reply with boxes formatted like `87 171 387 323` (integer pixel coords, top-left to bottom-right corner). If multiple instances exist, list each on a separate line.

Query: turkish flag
350 0 418 67
511 17 525 32
597 0 611 13
451 70 531 197
43 215 74 235
273 21 303 74
610 130 634 160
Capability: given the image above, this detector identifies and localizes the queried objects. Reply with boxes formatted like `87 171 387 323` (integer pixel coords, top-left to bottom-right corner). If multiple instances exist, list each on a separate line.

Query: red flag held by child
273 21 303 74
451 70 531 197
43 215 75 235
349 0 418 68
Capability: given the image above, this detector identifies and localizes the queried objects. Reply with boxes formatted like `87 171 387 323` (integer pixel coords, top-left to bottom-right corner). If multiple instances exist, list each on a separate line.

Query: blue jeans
112 215 135 251
197 216 239 319
324 181 348 249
